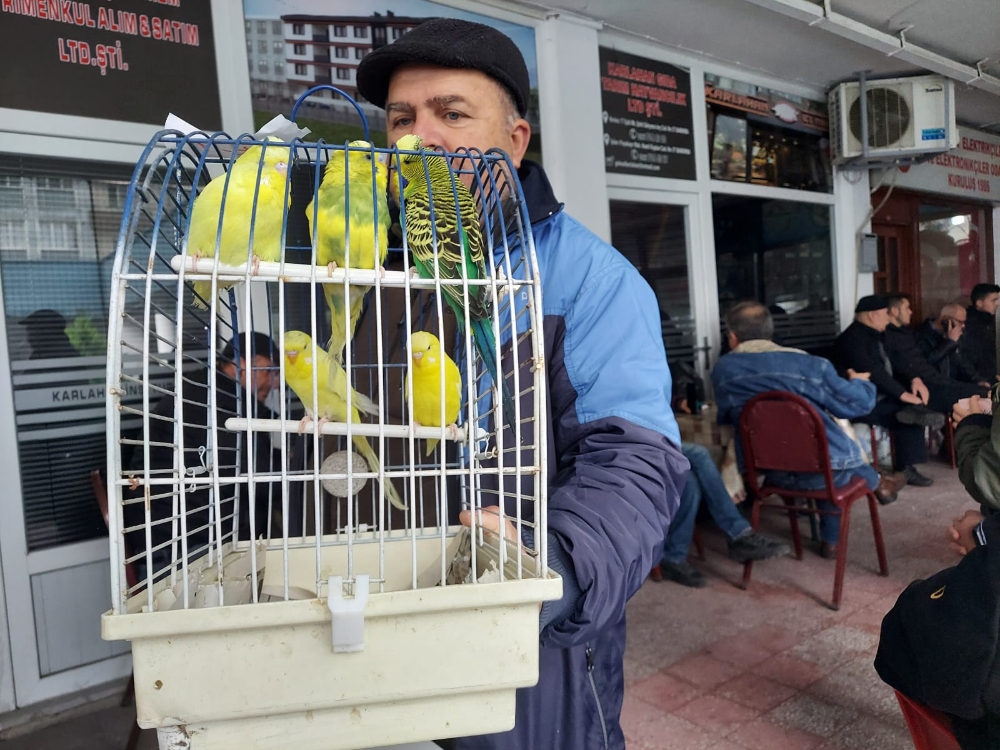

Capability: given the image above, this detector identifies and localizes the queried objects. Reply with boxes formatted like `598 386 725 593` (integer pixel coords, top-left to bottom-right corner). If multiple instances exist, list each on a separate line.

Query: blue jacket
711 343 876 472
456 162 688 750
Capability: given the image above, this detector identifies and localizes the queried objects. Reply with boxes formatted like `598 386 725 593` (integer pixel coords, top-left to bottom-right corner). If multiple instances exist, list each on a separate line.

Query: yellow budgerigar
406 331 462 456
185 137 291 307
306 141 389 364
281 331 404 511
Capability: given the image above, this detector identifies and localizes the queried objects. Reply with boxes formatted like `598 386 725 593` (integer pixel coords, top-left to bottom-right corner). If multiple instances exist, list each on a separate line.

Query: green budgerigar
184 137 292 308
393 134 517 436
306 141 390 365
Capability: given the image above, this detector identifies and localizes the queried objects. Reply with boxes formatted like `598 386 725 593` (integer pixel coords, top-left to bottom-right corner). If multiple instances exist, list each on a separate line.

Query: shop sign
894 127 1000 203
599 47 696 179
705 73 828 135
1 0 221 129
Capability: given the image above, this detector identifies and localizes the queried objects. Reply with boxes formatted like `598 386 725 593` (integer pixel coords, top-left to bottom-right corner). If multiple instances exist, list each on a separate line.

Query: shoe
874 470 906 505
660 561 707 588
896 405 946 429
727 530 791 563
820 542 837 559
648 565 663 583
902 465 934 488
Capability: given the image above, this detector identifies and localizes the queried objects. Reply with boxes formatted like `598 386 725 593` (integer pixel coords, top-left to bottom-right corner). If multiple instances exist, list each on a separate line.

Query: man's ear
727 331 739 351
508 119 531 168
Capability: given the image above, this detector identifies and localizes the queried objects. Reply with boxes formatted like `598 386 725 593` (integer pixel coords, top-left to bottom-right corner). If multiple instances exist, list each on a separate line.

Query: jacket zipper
586 644 609 749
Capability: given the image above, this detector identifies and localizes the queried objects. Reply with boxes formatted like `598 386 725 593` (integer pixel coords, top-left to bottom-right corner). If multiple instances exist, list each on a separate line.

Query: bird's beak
274 161 288 176
286 349 299 364
412 350 424 363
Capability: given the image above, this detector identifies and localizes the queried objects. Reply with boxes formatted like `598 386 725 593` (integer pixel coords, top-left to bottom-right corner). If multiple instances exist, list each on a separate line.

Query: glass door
607 189 708 400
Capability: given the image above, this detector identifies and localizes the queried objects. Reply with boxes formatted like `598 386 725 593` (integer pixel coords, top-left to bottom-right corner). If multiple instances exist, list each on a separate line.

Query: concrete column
535 13 611 243
832 167 874 330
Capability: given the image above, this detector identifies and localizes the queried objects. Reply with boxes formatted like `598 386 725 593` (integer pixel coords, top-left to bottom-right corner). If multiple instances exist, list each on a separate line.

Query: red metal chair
894 691 962 750
739 391 889 610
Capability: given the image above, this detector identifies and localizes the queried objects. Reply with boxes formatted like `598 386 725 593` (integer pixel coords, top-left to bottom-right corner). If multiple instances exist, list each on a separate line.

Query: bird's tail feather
470 318 518 436
353 434 405 511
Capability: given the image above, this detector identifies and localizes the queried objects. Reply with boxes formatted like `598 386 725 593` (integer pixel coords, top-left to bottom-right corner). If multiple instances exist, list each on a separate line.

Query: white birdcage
100 108 560 749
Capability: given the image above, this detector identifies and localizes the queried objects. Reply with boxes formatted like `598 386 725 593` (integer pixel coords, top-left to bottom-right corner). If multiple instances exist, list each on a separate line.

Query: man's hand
946 318 963 342
911 378 930 405
459 505 519 544
949 509 984 555
847 368 871 381
900 391 923 405
953 395 981 426
677 398 692 415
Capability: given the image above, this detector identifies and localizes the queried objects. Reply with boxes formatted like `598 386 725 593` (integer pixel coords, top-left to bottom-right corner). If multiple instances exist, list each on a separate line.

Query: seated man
964 282 1000 385
832 295 939 488
659 440 790 587
884 293 986 414
916 302 989 387
713 301 899 560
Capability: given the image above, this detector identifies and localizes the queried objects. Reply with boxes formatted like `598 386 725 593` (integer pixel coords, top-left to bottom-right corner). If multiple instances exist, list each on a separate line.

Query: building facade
0 0 997 724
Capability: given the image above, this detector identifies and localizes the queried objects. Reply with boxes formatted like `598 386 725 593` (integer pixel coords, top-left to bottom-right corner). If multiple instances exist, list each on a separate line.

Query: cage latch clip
328 574 369 653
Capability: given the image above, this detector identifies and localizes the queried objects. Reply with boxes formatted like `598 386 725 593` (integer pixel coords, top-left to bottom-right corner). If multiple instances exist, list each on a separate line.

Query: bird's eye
365 153 372 161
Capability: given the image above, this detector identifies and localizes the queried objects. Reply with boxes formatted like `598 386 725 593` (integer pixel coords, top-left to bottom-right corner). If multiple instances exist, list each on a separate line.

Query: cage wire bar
102 116 561 745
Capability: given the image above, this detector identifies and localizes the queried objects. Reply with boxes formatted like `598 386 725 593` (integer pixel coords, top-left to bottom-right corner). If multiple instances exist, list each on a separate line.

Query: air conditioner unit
829 75 958 164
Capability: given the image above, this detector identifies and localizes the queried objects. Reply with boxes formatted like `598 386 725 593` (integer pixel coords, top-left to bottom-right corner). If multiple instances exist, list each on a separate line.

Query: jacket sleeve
834 331 907 399
956 412 1000 511
538 260 688 647
809 358 877 418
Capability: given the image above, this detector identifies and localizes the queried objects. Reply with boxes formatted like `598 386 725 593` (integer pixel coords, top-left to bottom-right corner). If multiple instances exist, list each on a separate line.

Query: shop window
0 156 134 551
919 204 991 320
714 195 837 353
610 201 695 373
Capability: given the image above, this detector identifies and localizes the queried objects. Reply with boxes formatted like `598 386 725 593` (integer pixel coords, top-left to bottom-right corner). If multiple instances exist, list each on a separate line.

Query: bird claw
447 423 460 441
408 266 420 279
378 265 386 279
326 261 338 277
250 255 261 276
127 476 141 490
297 416 311 434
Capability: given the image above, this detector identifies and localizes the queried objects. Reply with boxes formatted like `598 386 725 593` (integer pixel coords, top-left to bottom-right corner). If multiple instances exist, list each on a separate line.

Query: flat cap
356 18 530 117
855 295 888 313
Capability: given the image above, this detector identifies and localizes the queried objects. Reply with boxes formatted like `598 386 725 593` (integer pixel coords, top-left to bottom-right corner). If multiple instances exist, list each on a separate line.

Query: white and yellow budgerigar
406 331 462 456
306 141 389 364
282 330 404 511
184 137 292 307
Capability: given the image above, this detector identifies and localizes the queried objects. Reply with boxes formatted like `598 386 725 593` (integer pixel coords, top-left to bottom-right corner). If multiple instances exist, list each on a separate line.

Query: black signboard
1 0 221 130
599 47 696 179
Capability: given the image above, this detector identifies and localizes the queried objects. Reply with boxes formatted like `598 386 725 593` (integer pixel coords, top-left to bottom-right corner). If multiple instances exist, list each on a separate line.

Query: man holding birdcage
358 20 689 750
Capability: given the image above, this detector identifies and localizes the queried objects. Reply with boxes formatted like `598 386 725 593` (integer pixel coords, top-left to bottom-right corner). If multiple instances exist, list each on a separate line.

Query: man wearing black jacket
884 294 986 415
916 303 988 386
964 283 1000 384
832 295 938 487
124 332 282 579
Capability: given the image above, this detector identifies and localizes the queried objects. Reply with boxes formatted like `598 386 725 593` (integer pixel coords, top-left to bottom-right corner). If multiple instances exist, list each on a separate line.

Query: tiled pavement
621 459 968 750
4 461 969 749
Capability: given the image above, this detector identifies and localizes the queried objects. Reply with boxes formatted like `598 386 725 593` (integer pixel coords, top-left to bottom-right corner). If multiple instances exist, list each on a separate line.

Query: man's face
251 354 276 402
385 64 529 168
892 299 912 326
863 309 889 332
977 292 1000 315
